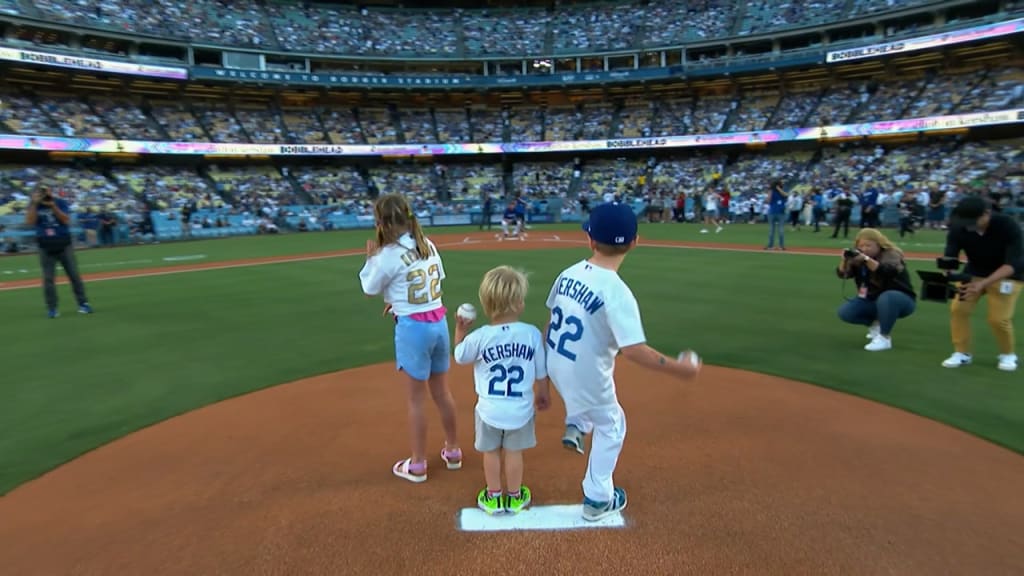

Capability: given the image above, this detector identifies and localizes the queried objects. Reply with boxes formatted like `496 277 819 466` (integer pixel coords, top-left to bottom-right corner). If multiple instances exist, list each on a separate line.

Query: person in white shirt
453 266 549 516
701 188 722 234
359 193 462 484
545 202 702 522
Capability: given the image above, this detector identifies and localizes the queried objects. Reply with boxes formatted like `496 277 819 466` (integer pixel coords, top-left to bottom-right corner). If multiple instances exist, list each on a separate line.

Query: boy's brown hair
592 241 633 256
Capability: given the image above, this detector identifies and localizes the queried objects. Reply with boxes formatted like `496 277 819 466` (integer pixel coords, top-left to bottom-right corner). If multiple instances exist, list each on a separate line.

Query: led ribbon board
825 17 1024 63
1 108 1019 157
0 46 188 79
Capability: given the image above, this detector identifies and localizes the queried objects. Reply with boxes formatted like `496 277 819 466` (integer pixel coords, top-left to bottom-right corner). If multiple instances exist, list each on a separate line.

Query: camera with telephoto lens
843 248 861 259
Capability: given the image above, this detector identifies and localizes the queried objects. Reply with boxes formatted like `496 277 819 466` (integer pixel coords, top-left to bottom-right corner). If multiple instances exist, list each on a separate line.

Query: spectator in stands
25 186 92 318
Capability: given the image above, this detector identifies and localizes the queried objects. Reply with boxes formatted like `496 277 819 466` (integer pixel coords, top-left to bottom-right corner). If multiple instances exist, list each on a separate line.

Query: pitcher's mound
1 362 1022 575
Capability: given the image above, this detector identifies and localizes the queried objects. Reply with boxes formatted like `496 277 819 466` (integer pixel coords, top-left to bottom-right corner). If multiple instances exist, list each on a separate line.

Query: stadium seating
0 2 1022 247
7 0 949 57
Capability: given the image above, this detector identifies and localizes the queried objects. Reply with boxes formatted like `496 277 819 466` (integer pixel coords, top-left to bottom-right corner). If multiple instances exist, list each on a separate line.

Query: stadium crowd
2 67 1021 147
1 58 1022 247
2 134 1020 249
4 0 944 56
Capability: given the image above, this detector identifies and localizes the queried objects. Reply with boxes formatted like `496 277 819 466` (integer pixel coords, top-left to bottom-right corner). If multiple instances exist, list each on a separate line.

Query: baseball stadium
1 0 1023 573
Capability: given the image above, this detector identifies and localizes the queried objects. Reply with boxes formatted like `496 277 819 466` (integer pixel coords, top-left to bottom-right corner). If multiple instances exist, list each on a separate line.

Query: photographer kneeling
836 228 917 352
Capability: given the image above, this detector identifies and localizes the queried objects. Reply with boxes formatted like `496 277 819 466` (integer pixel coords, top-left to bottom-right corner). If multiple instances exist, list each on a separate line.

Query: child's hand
382 303 393 317
455 315 475 332
535 388 551 411
366 239 380 258
534 379 551 411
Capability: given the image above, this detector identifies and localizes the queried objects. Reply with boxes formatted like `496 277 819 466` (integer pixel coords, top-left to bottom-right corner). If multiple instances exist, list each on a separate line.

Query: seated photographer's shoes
997 354 1018 372
866 322 881 340
941 352 972 368
864 335 892 352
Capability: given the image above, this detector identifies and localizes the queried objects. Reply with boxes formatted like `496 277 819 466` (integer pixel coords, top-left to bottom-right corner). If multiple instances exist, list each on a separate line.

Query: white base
456 504 626 532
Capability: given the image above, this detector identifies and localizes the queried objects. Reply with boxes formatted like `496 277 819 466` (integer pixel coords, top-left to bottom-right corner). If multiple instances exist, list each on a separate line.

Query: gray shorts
474 411 536 452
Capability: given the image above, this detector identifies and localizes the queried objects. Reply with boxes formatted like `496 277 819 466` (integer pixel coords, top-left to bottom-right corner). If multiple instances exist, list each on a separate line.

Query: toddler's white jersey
454 322 546 430
359 232 446 316
545 260 646 413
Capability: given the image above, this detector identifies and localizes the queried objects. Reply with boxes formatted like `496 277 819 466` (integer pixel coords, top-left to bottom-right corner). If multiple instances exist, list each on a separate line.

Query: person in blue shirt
811 188 827 233
500 202 521 238
25 186 92 318
861 185 880 228
514 195 528 233
764 180 787 251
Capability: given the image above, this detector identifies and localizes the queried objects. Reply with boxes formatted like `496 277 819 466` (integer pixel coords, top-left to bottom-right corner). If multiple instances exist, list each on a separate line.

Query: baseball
457 303 477 322
678 350 701 366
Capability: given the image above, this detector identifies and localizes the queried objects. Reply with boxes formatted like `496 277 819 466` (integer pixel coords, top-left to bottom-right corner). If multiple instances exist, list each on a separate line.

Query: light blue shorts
394 315 451 381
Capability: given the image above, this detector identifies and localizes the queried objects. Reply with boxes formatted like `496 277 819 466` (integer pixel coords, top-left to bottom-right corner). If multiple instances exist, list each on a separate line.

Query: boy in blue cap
543 202 702 521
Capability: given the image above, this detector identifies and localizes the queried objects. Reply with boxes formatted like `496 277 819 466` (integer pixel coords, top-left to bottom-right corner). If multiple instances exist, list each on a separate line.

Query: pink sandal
393 458 427 483
441 447 462 470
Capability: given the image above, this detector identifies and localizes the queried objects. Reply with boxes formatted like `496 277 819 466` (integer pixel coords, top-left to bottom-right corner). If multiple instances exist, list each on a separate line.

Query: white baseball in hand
457 303 477 322
678 350 701 367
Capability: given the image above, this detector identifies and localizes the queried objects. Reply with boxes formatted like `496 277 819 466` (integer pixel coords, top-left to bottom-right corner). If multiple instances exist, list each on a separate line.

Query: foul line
0 236 941 292
0 240 497 292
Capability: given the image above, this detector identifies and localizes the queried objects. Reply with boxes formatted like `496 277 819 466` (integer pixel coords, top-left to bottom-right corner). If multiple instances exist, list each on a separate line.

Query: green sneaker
506 485 532 514
477 489 505 515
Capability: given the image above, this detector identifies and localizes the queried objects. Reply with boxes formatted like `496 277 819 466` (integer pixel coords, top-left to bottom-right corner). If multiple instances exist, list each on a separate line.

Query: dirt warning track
1 232 1021 575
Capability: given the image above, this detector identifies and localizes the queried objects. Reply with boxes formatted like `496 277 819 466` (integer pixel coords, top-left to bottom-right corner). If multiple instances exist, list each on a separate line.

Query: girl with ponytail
359 194 462 483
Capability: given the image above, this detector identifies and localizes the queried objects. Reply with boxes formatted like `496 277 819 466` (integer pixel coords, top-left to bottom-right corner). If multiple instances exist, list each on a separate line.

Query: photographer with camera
836 228 917 352
940 196 1023 372
25 186 93 319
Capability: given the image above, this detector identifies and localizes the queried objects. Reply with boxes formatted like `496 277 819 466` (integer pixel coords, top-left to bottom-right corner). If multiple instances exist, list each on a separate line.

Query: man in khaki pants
941 196 1023 372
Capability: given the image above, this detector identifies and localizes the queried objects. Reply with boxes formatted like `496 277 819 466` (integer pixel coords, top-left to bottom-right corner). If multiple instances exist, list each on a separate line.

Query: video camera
843 248 861 259
916 257 972 303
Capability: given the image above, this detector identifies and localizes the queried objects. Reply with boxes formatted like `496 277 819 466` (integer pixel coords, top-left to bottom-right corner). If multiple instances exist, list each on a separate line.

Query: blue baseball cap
582 202 638 246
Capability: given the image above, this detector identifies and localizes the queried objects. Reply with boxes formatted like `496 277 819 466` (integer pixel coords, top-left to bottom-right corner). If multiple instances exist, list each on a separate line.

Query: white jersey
704 193 719 211
358 232 446 316
454 322 546 429
545 260 646 413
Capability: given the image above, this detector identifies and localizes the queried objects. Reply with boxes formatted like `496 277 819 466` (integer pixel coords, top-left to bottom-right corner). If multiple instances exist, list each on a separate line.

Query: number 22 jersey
545 260 646 413
454 322 546 430
358 232 446 316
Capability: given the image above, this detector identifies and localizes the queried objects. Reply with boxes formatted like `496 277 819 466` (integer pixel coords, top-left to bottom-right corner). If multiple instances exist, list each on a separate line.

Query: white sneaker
866 322 880 340
942 352 972 368
715 226 723 233
865 335 892 352
997 354 1018 372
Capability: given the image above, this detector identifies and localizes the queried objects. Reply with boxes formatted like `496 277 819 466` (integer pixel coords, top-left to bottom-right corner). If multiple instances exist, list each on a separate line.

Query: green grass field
1 222 1020 496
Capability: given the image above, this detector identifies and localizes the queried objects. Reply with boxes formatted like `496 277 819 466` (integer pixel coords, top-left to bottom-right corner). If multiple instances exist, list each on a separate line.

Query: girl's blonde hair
479 266 529 319
855 227 902 256
374 194 430 259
